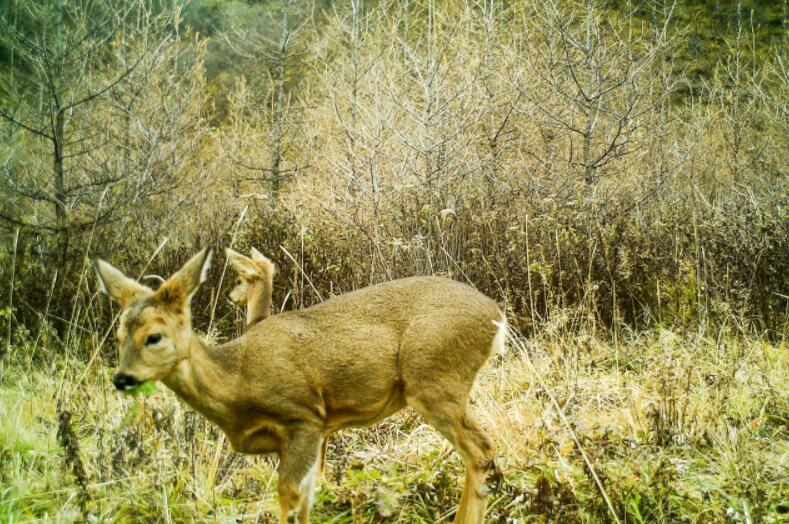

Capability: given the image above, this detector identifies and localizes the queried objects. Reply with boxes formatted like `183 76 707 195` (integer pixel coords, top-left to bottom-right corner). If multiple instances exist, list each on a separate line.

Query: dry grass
1 326 786 523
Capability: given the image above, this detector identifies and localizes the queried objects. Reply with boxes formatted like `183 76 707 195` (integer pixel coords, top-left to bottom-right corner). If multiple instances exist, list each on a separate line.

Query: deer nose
113 373 141 391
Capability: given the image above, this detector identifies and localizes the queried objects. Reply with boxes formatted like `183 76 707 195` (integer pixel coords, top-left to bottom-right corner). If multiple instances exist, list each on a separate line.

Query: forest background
0 0 787 522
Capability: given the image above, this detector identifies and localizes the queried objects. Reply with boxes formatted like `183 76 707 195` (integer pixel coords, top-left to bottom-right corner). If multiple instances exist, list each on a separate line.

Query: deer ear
155 247 213 307
249 247 275 277
94 259 151 307
226 248 260 279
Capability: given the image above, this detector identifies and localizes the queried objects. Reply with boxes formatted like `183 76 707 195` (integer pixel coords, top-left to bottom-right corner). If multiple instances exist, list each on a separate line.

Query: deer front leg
277 426 322 524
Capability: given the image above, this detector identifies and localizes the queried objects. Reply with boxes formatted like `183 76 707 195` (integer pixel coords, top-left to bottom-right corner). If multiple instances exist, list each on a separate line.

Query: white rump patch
491 314 507 356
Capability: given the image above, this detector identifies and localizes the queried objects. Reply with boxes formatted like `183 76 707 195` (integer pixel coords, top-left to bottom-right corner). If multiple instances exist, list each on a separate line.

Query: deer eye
146 333 162 346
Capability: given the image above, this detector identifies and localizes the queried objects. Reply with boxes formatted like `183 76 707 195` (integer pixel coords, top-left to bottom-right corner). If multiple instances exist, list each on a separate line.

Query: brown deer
226 247 276 327
95 247 505 523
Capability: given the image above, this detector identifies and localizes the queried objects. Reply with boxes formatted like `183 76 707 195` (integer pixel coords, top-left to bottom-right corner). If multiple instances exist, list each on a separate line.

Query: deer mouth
112 372 143 391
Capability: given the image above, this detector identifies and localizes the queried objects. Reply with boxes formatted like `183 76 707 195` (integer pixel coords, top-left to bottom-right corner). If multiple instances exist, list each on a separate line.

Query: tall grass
0 320 785 522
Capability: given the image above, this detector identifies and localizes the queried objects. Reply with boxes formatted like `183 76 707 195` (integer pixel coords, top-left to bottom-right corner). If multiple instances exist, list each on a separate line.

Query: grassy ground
0 326 786 523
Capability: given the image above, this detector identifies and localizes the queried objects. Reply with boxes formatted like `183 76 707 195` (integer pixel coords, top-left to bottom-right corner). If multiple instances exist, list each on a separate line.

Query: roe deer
95 247 506 523
227 247 275 327
226 247 331 474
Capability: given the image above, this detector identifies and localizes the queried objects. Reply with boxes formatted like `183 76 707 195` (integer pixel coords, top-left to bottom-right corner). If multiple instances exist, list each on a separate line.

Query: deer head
94 247 213 390
226 247 275 325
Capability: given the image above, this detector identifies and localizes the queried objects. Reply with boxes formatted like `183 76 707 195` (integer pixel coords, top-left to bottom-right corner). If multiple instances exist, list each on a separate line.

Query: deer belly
230 426 281 454
323 380 406 431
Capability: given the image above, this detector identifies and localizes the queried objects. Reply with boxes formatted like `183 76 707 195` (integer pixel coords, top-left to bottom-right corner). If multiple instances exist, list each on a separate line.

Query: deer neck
163 333 240 429
246 278 272 327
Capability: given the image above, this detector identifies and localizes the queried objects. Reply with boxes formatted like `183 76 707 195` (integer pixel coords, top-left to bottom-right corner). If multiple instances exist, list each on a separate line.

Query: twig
279 245 324 302
438 244 475 287
31 270 59 362
5 227 20 362
208 205 248 332
66 186 110 352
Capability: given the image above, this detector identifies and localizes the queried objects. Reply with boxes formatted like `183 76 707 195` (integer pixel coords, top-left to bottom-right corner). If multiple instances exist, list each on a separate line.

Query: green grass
0 328 786 522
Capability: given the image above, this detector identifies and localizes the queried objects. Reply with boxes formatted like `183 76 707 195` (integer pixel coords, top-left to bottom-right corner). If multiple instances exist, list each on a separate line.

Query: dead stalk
5 228 19 362
208 205 248 332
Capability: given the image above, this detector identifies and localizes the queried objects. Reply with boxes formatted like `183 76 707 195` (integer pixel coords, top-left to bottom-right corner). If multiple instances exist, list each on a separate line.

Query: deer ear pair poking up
94 247 213 309
225 247 274 281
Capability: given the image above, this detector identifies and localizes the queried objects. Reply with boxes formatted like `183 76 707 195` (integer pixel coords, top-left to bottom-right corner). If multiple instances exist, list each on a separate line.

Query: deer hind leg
277 428 322 524
407 397 495 524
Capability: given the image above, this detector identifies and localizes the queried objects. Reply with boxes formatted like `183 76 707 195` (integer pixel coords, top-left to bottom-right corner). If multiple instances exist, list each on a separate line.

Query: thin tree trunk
271 35 286 206
53 106 70 264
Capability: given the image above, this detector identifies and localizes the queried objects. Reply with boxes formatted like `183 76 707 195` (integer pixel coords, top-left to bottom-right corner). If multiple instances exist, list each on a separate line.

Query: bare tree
326 0 366 196
0 0 177 259
710 9 769 182
104 36 215 248
520 0 671 192
222 1 312 207
315 0 390 212
390 0 486 204
471 0 522 198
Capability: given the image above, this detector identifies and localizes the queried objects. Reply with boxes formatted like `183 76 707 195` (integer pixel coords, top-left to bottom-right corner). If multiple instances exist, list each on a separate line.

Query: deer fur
95 247 505 523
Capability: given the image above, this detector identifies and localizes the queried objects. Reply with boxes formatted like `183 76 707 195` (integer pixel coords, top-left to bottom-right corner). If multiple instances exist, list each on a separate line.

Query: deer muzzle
113 372 142 391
